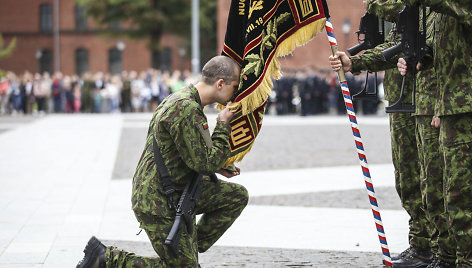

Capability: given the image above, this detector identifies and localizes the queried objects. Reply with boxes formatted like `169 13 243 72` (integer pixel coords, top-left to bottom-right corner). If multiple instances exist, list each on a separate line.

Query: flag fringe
221 18 327 167
219 18 327 115
223 142 255 168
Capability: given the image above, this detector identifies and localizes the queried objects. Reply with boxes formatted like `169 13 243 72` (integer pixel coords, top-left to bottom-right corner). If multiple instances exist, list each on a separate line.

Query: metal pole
53 0 60 72
191 0 200 75
325 18 392 266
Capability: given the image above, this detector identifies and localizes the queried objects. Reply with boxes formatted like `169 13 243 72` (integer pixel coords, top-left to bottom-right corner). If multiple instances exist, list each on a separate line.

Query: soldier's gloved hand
217 166 241 178
328 51 352 73
217 102 234 123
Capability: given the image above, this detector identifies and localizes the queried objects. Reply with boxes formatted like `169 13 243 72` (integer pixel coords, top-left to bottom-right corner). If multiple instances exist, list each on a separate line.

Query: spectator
120 71 132 113
0 75 10 115
51 72 64 113
33 73 47 114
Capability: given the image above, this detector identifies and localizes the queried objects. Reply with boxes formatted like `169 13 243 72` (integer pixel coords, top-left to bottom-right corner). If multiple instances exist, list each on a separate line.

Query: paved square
0 114 407 267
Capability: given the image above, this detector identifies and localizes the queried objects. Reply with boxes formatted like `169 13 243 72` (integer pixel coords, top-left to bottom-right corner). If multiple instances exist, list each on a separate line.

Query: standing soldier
402 8 457 267
398 0 472 266
76 55 249 267
330 0 435 266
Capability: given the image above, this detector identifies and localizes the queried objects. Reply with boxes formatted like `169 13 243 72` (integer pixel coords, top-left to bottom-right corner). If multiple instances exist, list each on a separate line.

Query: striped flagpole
325 18 392 266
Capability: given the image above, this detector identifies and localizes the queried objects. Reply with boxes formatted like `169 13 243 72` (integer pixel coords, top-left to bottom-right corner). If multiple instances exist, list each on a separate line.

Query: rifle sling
152 134 176 210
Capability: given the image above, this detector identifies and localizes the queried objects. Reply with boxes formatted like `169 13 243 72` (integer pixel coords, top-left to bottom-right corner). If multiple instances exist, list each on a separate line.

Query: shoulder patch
202 122 208 130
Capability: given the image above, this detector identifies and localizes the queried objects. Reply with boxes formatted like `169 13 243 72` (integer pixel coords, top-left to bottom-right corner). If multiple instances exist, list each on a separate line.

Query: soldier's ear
215 79 225 90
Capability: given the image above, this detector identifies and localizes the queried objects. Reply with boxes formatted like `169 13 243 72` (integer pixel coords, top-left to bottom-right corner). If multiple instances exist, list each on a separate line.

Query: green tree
0 34 16 77
76 0 216 69
0 34 16 58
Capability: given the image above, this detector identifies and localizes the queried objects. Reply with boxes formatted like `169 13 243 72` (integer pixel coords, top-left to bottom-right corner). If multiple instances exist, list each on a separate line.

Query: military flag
221 0 330 166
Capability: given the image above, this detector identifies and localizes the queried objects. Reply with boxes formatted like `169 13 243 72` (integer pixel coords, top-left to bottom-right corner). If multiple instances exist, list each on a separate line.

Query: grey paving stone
249 187 402 210
112 118 392 179
106 114 397 266
102 240 388 268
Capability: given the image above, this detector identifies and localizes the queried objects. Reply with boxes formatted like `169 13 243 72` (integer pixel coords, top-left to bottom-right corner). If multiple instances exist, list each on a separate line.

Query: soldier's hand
431 116 440 128
329 51 352 73
217 102 234 123
398 58 407 76
217 166 241 178
398 58 421 76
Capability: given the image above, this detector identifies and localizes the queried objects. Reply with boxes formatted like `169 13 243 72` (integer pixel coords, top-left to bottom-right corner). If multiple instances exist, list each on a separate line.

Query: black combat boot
425 258 438 268
392 246 414 261
76 236 106 268
392 247 433 268
425 259 455 268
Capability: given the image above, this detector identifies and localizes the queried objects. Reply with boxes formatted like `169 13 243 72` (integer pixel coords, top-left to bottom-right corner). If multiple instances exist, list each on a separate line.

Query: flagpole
324 18 392 267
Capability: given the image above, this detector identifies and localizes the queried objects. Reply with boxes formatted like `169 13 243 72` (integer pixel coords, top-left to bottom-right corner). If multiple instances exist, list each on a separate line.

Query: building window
109 21 121 31
75 5 88 30
152 47 172 71
109 48 122 74
40 4 53 32
39 50 53 74
76 49 89 76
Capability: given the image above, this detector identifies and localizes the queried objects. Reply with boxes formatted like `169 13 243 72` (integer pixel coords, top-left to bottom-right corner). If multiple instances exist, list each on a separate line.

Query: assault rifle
165 172 202 257
348 12 385 100
381 5 428 113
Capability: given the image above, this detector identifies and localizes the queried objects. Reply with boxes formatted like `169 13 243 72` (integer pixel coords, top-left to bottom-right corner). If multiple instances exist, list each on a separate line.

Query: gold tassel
224 18 326 115
221 18 327 166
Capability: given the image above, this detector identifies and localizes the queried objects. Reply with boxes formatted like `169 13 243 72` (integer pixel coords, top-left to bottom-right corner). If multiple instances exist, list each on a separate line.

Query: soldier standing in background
76 55 248 268
330 0 435 266
398 0 472 266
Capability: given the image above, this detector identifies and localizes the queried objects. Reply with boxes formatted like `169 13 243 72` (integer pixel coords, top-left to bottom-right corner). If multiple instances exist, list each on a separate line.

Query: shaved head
201 56 240 85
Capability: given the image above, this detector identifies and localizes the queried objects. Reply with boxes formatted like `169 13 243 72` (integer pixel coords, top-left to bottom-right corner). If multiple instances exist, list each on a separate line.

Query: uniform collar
189 84 203 108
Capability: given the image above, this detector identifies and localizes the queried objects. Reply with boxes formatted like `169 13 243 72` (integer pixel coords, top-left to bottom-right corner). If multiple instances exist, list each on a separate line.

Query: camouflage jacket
132 85 231 216
405 0 472 116
366 0 404 22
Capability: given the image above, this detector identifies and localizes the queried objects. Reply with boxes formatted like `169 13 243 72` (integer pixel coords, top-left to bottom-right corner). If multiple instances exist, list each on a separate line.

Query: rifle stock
347 42 368 57
348 12 385 100
164 173 202 257
381 43 402 61
165 215 184 256
381 5 427 113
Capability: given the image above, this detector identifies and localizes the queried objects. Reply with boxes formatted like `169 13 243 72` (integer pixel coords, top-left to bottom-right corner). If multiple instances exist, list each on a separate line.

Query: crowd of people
271 68 382 116
0 68 384 117
0 69 195 116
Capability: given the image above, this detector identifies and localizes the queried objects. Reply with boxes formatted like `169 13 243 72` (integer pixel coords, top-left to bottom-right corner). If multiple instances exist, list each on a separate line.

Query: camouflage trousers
416 116 456 263
390 113 431 250
105 177 249 267
439 113 472 266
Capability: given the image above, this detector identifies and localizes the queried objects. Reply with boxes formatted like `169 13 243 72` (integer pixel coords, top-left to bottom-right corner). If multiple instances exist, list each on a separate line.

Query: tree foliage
0 34 16 58
76 0 216 61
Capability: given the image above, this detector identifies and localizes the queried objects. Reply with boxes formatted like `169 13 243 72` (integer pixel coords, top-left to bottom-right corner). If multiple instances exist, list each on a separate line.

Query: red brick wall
0 0 187 75
0 35 53 74
217 0 365 70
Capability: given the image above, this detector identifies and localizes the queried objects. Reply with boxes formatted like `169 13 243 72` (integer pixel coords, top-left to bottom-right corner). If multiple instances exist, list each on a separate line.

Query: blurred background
0 0 385 117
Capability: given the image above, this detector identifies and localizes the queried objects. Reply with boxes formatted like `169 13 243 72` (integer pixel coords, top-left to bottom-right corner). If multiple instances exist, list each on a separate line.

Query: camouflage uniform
404 0 472 265
105 85 249 267
349 1 432 251
415 9 456 264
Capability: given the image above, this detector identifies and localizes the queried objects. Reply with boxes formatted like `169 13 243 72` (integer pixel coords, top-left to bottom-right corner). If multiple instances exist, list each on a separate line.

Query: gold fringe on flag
219 18 327 116
220 18 327 167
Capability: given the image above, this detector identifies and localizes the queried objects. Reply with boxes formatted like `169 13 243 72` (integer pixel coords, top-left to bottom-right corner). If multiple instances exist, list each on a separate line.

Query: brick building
0 0 364 75
217 0 365 71
0 0 189 75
